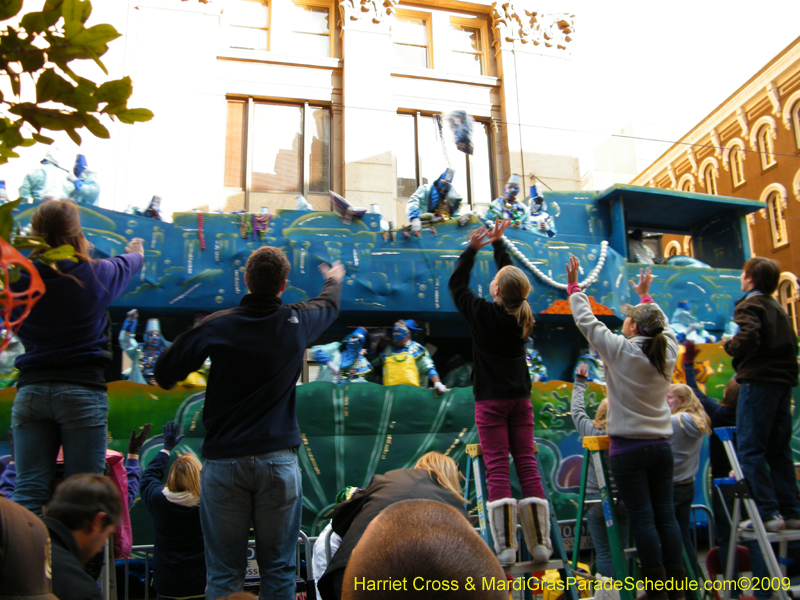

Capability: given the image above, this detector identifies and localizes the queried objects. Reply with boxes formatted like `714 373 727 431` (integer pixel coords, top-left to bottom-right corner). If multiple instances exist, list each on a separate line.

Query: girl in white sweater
567 258 684 600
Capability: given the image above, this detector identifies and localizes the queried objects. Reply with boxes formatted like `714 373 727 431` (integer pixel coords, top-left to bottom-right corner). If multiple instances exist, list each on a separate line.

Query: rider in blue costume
311 327 373 384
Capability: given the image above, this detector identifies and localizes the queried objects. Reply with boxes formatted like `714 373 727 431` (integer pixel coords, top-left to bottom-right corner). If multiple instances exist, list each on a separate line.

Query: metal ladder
572 435 634 600
715 426 800 600
464 442 581 600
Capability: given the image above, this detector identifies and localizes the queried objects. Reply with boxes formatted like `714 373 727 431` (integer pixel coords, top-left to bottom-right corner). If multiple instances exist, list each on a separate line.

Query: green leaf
20 137 36 147
20 9 59 34
0 198 15 241
32 132 54 144
39 244 76 261
19 48 45 73
96 77 132 104
66 128 81 145
83 113 109 138
0 0 23 21
12 236 50 251
61 0 91 25
36 69 74 104
116 108 154 124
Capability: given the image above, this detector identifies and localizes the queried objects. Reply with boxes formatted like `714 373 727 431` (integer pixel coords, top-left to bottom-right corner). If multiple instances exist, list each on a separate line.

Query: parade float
0 184 789 546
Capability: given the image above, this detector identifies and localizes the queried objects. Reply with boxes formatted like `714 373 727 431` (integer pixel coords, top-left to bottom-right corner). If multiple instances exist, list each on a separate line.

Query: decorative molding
794 168 800 202
722 138 746 172
667 164 677 188
491 2 574 54
749 115 777 151
767 81 782 118
710 129 722 159
686 148 698 175
339 0 398 30
781 90 800 131
761 182 788 206
677 173 696 192
698 156 719 188
648 179 655 188
737 107 749 139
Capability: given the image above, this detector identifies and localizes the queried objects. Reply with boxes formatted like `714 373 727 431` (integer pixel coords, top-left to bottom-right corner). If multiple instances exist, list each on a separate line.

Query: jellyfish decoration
447 110 474 156
0 236 46 352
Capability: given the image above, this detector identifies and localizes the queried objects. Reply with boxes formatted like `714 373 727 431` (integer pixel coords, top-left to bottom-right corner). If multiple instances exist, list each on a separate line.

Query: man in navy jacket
155 247 344 600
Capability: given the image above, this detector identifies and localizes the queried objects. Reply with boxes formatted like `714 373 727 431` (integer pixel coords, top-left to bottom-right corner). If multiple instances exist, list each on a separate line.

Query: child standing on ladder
448 218 551 566
567 258 685 600
723 257 800 533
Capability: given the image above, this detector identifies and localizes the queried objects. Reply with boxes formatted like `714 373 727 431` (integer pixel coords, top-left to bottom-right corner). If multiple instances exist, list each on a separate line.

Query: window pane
393 17 428 45
229 26 269 51
451 25 481 53
469 123 492 206
251 104 303 192
224 100 247 188
292 32 330 58
229 0 268 24
309 107 330 193
292 4 329 34
451 51 483 76
393 44 428 69
395 114 417 201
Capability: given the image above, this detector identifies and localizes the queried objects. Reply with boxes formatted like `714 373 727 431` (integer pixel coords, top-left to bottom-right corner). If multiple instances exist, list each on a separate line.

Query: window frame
395 110 495 214
764 188 789 249
698 157 718 195
448 16 489 77
729 143 745 187
393 9 434 70
793 101 800 150
678 174 695 193
227 0 271 52
756 124 776 170
224 98 333 211
289 0 335 59
778 275 800 335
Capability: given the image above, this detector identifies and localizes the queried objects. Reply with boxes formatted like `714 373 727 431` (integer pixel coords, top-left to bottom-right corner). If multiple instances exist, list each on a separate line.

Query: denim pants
475 398 545 501
609 443 684 571
586 498 629 578
200 449 302 600
736 381 800 522
11 383 108 514
673 480 701 579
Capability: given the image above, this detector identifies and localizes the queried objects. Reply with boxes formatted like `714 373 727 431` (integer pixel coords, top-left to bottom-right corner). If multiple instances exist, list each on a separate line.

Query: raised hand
128 423 152 456
577 363 588 378
467 226 490 251
628 267 653 297
485 219 510 244
126 237 145 257
319 260 345 284
566 255 580 285
162 421 185 452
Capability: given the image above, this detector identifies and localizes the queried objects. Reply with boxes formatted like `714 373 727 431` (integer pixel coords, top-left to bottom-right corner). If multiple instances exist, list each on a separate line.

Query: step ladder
464 442 581 600
572 436 706 600
715 426 800 600
572 435 634 600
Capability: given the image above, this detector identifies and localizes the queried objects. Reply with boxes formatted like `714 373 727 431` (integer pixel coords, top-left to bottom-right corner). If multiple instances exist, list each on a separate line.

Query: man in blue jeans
724 257 800 534
155 247 344 600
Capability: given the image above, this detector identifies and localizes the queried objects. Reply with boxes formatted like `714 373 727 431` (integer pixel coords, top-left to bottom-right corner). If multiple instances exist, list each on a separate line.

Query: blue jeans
11 383 108 514
586 499 629 577
673 481 701 580
609 443 684 571
200 449 302 600
736 381 800 522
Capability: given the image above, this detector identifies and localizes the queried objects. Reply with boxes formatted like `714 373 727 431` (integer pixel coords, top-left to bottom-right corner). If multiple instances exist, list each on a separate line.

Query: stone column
339 0 399 222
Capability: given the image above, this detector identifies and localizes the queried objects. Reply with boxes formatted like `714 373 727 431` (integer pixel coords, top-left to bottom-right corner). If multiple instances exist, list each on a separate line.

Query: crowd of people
1 203 798 600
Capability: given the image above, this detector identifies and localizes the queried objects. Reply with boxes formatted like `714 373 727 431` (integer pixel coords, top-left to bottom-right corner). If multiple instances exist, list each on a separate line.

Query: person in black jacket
154 247 344 600
42 473 122 600
724 257 800 533
141 421 205 600
448 219 549 566
317 452 468 600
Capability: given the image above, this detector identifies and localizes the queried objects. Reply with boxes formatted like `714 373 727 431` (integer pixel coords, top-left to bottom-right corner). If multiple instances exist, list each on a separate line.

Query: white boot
486 498 518 566
518 497 552 563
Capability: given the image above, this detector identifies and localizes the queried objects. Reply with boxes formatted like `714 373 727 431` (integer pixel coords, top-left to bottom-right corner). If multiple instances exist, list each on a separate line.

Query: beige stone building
631 35 800 334
7 0 582 227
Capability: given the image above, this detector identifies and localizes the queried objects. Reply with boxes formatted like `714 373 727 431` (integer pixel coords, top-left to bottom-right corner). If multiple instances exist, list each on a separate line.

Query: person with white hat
485 174 531 230
119 310 171 385
18 148 74 202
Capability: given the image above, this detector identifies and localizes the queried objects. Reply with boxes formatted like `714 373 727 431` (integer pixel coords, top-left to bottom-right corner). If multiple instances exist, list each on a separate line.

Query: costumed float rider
120 310 171 385
69 154 100 206
671 301 717 344
0 331 24 389
311 327 373 384
529 183 557 238
18 149 74 202
406 168 471 235
378 320 446 393
485 174 531 230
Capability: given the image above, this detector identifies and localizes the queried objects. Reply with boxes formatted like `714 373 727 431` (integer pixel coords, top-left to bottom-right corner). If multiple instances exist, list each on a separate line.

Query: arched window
793 102 800 149
757 125 776 170
678 174 695 192
766 190 788 248
778 275 799 335
703 163 717 195
730 145 745 187
664 241 681 258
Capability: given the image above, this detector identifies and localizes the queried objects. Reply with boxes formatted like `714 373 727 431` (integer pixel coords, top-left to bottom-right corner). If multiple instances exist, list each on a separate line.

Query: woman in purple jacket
10 200 144 514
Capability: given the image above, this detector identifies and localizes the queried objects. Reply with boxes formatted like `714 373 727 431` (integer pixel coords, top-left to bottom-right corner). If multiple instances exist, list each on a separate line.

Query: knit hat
0 497 58 600
620 302 667 336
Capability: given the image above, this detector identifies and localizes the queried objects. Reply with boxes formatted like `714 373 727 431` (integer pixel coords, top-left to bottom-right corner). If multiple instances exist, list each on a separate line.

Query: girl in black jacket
448 219 549 566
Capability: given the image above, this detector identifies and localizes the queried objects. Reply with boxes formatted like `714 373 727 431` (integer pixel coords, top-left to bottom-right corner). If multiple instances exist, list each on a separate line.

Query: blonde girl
448 218 549 566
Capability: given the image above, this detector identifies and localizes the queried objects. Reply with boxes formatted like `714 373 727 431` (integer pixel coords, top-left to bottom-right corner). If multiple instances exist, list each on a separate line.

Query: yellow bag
383 352 420 387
